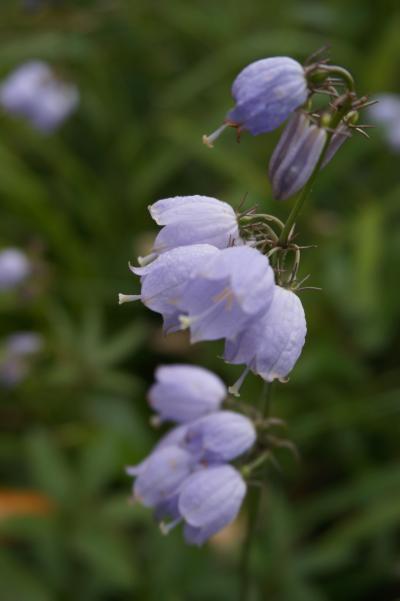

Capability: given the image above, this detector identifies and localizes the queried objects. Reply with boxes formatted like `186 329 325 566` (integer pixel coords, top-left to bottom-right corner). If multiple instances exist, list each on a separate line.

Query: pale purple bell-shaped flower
268 111 327 200
126 424 189 478
119 244 219 333
0 248 30 291
179 245 275 343
178 465 246 545
368 94 400 151
0 61 79 132
148 195 242 256
0 332 43 387
228 57 308 135
148 364 227 423
133 445 195 507
224 285 306 385
185 410 256 462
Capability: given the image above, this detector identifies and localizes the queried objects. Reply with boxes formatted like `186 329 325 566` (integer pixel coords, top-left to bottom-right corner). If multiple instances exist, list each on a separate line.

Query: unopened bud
268 112 327 200
321 123 351 168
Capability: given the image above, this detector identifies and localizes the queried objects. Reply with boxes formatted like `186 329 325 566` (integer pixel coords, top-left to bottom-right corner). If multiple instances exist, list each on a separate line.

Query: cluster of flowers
0 60 78 132
203 56 366 200
119 195 307 389
121 51 366 544
127 364 256 545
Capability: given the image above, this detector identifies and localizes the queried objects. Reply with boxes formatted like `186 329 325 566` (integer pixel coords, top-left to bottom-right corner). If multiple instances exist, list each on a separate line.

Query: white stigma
138 252 158 267
179 315 192 329
202 123 228 148
118 293 141 305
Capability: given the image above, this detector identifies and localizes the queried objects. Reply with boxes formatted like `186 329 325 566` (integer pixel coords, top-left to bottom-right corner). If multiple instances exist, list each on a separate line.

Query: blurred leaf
25 430 73 502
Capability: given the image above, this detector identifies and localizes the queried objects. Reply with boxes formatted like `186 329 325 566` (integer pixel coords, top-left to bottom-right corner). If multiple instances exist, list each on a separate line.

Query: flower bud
269 112 327 200
321 123 350 168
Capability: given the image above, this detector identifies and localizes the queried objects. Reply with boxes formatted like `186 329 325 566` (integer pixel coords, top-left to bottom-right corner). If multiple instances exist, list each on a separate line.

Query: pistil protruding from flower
228 365 251 397
118 293 141 304
202 123 229 148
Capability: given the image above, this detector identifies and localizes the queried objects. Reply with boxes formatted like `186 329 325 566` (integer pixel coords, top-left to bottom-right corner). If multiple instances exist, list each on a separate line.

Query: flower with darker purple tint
204 56 308 146
268 111 327 200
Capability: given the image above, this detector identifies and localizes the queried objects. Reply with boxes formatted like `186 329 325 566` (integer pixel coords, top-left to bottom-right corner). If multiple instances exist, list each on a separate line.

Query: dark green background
1 1 400 600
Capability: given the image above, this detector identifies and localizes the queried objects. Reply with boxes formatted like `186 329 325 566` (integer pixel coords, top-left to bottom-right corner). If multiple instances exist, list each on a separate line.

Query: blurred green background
1 1 400 600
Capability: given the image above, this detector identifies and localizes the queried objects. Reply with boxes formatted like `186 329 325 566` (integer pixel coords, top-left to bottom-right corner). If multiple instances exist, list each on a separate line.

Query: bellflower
133 445 195 507
0 248 30 291
0 61 79 132
127 410 255 478
148 364 226 423
147 195 242 257
179 245 275 343
126 424 189 478
224 285 306 384
228 57 308 135
178 465 246 546
268 111 327 200
368 94 400 151
185 411 256 463
119 244 219 333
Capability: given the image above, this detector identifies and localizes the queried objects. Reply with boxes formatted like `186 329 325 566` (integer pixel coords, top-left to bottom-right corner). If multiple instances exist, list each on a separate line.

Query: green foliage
0 1 399 600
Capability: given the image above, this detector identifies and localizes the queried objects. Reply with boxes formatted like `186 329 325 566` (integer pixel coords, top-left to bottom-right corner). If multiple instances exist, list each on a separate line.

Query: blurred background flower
0 1 400 600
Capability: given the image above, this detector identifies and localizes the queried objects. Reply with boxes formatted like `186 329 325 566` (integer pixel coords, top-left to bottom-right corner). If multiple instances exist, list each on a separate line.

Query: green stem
316 65 355 92
278 101 351 248
239 382 273 601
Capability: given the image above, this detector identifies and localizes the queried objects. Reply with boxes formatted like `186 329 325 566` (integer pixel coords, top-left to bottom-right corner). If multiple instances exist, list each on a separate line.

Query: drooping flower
0 332 43 387
147 195 242 257
204 57 308 146
224 285 306 385
184 411 256 462
133 445 195 507
179 245 275 343
148 364 226 423
268 111 327 200
0 248 30 291
229 57 308 135
368 94 400 151
126 424 189 478
178 465 246 546
127 408 254 483
0 61 79 132
119 244 219 333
